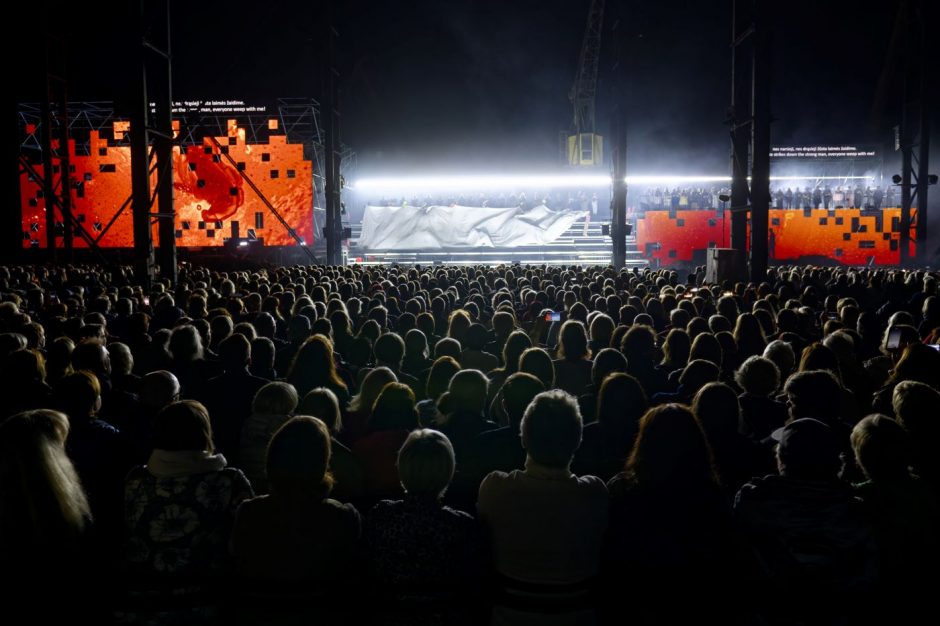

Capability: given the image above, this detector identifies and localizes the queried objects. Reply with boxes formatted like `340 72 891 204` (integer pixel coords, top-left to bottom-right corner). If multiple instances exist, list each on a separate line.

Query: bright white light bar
351 173 875 192
351 174 610 191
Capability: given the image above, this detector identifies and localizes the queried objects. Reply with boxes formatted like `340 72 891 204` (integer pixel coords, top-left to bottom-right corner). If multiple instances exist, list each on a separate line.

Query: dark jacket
734 475 878 619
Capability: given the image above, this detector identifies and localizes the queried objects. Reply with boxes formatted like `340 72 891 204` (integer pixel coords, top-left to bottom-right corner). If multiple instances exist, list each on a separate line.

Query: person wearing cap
734 418 878 621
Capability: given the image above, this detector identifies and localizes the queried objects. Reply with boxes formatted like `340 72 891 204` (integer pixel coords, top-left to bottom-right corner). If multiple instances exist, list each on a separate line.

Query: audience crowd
1 261 939 625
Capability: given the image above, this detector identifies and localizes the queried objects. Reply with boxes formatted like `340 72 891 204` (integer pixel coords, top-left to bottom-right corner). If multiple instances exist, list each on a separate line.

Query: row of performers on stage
638 184 898 211
371 191 600 213
371 185 897 215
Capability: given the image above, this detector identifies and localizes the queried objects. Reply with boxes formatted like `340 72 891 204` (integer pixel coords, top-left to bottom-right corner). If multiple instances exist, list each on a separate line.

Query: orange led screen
21 121 313 248
636 208 915 266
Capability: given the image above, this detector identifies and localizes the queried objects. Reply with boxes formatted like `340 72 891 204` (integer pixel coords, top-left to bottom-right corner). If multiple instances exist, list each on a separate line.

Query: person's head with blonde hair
349 366 397 413
299 387 343 435
0 409 90 545
251 382 299 417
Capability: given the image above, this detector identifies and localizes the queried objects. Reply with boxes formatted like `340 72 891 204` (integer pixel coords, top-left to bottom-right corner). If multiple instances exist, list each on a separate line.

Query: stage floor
346 221 648 267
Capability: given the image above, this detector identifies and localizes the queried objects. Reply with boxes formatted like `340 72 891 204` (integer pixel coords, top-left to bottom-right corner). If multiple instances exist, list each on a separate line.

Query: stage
346 219 646 267
344 206 915 268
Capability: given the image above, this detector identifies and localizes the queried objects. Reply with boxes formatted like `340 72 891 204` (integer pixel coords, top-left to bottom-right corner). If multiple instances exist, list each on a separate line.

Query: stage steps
344 222 648 267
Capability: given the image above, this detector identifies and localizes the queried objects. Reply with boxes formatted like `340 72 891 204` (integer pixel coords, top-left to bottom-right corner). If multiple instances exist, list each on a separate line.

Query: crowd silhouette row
1 262 939 625
368 183 896 215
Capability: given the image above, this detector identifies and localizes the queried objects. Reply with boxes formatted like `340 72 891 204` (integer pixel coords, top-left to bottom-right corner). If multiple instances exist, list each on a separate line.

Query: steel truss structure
894 0 930 266
18 97 355 259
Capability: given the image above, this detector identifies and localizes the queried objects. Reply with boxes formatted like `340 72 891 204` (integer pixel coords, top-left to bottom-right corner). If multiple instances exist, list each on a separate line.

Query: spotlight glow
351 174 611 192
350 173 875 193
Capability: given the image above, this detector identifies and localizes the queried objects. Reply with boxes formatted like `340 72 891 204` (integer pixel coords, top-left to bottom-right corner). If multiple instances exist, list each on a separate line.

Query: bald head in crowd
140 370 181 411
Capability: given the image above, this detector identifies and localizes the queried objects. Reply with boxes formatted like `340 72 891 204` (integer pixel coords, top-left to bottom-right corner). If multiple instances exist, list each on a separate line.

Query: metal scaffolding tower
895 0 930 267
321 8 343 266
609 13 627 269
728 0 772 283
35 9 107 263
568 0 605 166
130 0 176 288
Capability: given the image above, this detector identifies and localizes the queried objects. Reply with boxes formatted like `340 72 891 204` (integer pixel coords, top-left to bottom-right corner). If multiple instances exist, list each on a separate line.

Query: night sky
22 1 938 175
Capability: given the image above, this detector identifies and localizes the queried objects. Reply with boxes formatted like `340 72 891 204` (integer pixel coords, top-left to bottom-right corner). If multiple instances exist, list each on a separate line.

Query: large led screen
21 120 313 248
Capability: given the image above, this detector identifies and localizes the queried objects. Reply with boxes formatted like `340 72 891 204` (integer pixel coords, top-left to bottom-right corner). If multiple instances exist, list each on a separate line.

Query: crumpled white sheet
357 204 589 249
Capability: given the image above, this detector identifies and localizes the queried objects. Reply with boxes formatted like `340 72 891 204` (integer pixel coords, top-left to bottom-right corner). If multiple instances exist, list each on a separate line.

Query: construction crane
567 0 605 166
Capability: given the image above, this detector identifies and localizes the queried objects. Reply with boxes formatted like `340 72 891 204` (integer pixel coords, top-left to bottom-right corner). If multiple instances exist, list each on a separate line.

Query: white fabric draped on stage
357 204 589 249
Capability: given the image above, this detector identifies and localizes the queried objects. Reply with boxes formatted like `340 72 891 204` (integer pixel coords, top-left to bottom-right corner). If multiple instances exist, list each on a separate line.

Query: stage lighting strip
351 174 875 192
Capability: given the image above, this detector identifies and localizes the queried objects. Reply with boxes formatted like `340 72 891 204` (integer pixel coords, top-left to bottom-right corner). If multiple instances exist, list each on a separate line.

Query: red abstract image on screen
21 120 313 248
636 208 915 267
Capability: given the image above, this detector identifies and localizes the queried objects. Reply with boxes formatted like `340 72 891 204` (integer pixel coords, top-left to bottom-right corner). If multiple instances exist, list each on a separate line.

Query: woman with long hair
658 328 691 375
299 388 365 503
553 320 593 397
621 325 668 398
231 416 360 588
574 373 648 482
344 366 398 444
486 331 534 425
0 409 97 618
872 342 940 416
168 324 220 396
0 409 91 565
799 342 861 422
329 309 356 359
446 309 472 344
605 404 741 619
45 335 75 386
353 383 420 500
416 356 460 428
692 382 769 496
435 369 494 462
287 334 349 404
733 312 767 361
518 346 555 390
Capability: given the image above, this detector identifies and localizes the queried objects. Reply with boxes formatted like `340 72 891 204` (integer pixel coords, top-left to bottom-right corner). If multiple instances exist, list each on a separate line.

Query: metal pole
729 0 751 256
39 93 57 259
130 0 155 289
611 113 627 269
54 78 73 255
750 0 771 282
914 99 929 265
914 2 929 265
899 68 912 267
4 100 21 263
322 10 342 266
153 0 177 284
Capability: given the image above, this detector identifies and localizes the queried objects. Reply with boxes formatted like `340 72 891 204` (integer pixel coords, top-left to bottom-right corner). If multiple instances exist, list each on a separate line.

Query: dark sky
40 0 937 175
